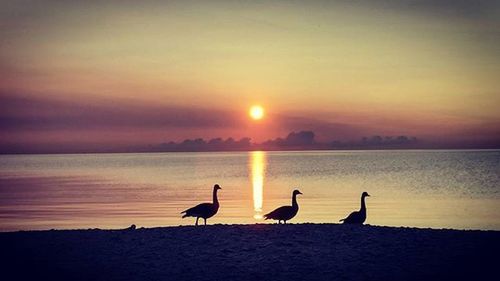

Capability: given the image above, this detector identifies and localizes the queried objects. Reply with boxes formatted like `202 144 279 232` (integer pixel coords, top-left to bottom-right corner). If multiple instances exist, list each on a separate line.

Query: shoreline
1 147 499 156
2 222 500 234
2 223 499 280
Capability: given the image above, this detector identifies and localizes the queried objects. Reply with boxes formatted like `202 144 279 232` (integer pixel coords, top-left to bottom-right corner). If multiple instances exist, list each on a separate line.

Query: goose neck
360 195 366 211
213 189 219 205
292 193 298 208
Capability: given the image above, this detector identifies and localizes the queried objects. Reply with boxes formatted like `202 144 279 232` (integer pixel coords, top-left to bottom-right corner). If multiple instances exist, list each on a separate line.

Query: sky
1 0 500 152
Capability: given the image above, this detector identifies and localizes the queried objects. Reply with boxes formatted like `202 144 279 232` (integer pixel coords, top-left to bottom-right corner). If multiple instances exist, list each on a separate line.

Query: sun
249 105 264 120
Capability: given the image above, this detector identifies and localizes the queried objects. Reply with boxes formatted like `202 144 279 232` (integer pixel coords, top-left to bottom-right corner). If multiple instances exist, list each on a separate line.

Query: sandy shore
1 224 499 280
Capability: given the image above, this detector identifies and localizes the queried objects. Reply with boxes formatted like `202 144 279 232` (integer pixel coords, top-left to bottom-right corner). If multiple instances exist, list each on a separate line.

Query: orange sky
1 1 499 152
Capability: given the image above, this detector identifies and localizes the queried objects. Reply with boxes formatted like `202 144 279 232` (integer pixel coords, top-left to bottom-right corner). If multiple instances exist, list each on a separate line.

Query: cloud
0 91 368 140
258 132 421 150
261 131 316 148
275 115 366 141
150 137 252 152
348 0 500 20
0 93 363 153
136 132 423 153
1 92 499 153
0 92 242 131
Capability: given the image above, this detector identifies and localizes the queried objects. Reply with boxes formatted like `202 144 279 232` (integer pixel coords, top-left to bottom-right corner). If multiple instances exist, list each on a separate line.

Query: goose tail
339 218 345 222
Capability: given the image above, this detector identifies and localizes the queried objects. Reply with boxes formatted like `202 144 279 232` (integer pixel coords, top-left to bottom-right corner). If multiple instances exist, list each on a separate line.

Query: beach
1 223 498 281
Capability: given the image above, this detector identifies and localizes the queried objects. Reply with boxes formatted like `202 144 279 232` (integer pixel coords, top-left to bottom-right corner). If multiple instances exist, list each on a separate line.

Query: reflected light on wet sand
250 151 266 220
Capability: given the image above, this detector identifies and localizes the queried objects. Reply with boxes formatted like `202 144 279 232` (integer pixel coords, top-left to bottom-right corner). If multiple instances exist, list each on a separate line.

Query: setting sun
249 105 264 120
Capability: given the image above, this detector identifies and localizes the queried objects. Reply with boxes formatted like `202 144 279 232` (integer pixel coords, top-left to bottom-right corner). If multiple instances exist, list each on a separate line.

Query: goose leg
284 220 287 224
195 217 199 226
204 218 207 226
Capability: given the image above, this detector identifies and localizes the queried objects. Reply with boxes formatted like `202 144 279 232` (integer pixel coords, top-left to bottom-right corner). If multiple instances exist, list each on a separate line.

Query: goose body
340 192 370 224
264 189 302 224
181 184 221 225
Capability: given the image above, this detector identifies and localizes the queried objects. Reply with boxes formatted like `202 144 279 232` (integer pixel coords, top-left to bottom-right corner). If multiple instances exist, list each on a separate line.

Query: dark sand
1 224 499 281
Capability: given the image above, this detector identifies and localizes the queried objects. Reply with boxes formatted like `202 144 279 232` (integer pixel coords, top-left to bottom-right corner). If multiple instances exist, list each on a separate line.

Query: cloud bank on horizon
1 1 499 153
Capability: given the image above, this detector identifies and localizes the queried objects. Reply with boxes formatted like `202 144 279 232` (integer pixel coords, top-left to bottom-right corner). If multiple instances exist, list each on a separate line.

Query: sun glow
249 105 264 120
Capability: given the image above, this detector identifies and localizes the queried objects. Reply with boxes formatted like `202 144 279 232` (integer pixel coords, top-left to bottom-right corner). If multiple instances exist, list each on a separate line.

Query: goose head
362 191 370 197
293 189 303 196
214 184 222 191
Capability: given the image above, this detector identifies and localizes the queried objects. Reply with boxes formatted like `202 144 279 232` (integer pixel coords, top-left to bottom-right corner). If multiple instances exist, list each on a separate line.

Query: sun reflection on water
250 151 266 220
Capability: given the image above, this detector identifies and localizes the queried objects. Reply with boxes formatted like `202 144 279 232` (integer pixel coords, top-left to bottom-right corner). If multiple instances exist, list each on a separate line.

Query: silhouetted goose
340 192 370 224
264 189 302 224
181 184 221 226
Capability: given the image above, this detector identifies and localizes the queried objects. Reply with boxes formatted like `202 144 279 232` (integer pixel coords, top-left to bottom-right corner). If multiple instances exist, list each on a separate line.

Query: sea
1 150 499 231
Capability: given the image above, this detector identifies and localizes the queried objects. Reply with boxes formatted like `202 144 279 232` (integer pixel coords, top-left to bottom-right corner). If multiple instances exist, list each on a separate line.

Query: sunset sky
1 0 499 152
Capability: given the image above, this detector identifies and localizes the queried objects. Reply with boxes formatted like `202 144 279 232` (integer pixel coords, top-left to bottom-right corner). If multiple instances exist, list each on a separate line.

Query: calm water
0 150 499 231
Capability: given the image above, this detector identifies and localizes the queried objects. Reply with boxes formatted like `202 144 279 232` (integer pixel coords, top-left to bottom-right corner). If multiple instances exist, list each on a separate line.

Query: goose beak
298 191 303 195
